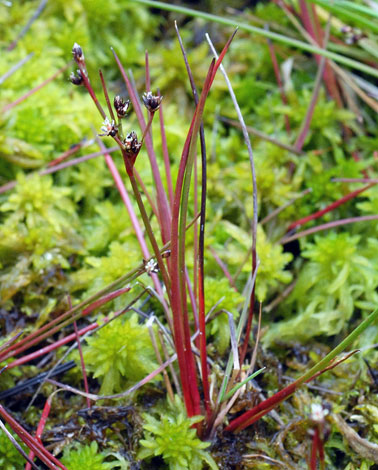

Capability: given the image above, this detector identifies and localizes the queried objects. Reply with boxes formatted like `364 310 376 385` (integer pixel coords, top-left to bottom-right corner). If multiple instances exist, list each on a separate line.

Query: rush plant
65 31 378 444
1 3 378 469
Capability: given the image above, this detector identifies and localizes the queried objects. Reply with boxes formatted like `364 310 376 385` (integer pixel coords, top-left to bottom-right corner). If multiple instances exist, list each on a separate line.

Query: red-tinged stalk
0 332 22 354
0 146 119 196
294 55 326 152
169 61 215 418
226 307 378 432
74 321 91 408
309 424 325 470
74 55 106 119
97 139 152 257
145 50 151 92
282 214 378 244
47 138 89 167
158 91 174 207
318 429 325 470
0 285 132 362
299 0 317 43
133 167 159 219
25 395 52 470
175 23 211 419
67 295 91 408
209 246 238 292
99 69 116 122
206 33 258 368
96 137 171 326
144 52 153 142
169 31 237 419
111 48 171 245
0 406 67 470
6 323 96 369
265 29 291 134
310 428 319 470
298 0 343 105
281 0 344 107
294 13 330 152
120 150 172 299
2 62 70 113
0 420 40 470
286 182 376 231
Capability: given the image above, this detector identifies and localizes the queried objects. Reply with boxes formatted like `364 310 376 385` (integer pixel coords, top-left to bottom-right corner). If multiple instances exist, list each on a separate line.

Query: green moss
139 397 218 470
0 426 26 470
61 441 127 470
0 173 82 311
263 232 378 345
82 313 158 394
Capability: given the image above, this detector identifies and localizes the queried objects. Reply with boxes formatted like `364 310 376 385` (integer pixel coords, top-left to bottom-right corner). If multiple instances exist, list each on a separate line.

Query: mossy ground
1 1 378 469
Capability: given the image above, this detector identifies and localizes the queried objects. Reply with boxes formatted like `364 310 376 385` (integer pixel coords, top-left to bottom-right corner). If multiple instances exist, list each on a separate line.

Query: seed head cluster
70 43 163 166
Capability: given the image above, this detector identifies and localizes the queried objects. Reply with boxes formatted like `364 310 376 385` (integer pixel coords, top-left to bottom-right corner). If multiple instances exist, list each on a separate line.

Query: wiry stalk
175 22 212 420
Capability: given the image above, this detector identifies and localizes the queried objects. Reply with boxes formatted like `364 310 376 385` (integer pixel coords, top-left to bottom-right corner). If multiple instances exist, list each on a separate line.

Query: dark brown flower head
123 131 142 157
99 118 118 137
70 69 83 86
114 96 130 119
72 43 84 63
142 91 163 113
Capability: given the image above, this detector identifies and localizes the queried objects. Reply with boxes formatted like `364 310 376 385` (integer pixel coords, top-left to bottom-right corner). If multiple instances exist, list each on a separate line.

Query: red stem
2 62 70 113
47 139 86 167
99 69 116 122
0 146 120 196
75 61 106 119
282 215 378 244
209 246 238 292
287 182 375 231
310 427 319 470
0 287 129 362
7 323 96 369
266 34 291 134
145 50 151 92
74 320 91 408
25 396 52 470
112 48 171 245
0 405 67 470
158 91 174 207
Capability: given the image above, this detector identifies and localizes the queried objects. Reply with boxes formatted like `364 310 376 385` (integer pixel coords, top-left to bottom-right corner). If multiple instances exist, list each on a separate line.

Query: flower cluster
99 117 118 137
70 43 163 168
142 91 163 112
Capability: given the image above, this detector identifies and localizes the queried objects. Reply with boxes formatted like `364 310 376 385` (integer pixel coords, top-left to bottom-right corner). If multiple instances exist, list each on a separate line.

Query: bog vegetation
0 1 378 469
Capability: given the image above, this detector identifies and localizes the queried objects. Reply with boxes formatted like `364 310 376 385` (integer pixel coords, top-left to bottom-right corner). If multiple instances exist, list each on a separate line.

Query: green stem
296 307 378 387
222 367 265 402
123 154 172 296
